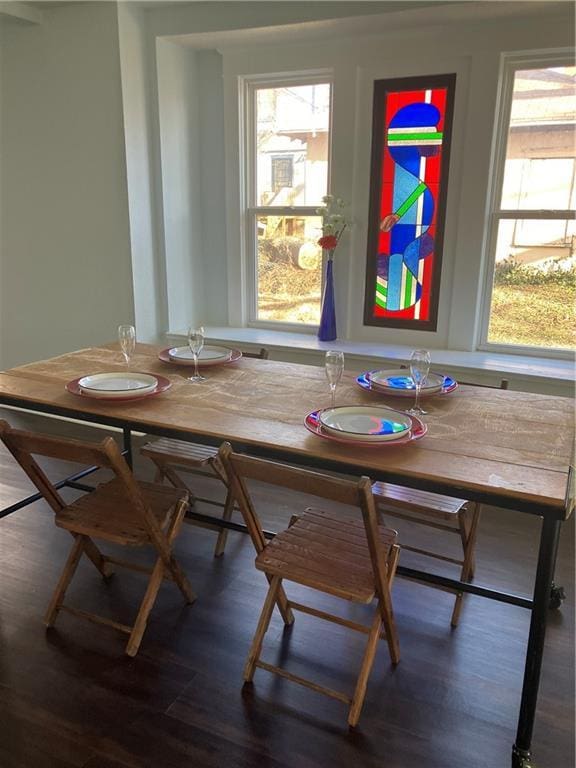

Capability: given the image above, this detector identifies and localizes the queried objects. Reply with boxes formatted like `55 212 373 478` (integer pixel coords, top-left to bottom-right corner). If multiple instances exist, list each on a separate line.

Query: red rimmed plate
304 409 427 446
66 374 172 402
356 372 458 397
158 347 242 368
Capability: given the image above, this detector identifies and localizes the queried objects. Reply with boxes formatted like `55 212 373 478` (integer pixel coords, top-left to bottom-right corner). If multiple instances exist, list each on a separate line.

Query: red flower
318 234 338 250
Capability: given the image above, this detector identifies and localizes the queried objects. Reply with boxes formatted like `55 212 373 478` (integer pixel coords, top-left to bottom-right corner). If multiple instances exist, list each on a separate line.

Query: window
481 57 575 353
245 77 331 326
363 74 456 332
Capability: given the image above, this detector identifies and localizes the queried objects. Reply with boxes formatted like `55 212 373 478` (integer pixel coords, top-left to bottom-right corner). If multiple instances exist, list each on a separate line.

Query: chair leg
126 556 165 657
465 503 481 581
151 460 197 508
81 535 114 579
378 548 400 665
153 466 164 483
128 499 194 656
166 556 196 604
162 465 192 493
213 487 234 557
348 607 383 727
44 535 85 627
451 504 481 628
244 575 281 682
163 499 196 604
273 578 295 626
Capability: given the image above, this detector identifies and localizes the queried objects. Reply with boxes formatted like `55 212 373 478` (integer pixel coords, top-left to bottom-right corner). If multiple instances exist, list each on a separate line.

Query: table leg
549 582 566 610
123 427 133 468
511 516 561 768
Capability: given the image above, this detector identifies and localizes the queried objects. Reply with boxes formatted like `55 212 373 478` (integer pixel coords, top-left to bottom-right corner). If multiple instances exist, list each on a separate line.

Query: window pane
487 219 575 349
256 84 330 206
500 66 576 209
256 215 323 324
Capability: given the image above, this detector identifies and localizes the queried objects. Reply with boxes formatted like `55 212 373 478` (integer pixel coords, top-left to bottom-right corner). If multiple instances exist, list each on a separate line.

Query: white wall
117 2 165 345
197 49 228 326
0 2 133 368
156 37 205 330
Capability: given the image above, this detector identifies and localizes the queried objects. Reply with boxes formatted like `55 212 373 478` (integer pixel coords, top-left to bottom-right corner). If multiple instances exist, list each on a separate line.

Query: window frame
477 50 575 358
243 71 333 331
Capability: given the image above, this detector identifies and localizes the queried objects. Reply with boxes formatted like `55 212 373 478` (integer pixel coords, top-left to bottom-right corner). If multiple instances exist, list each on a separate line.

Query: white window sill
166 327 575 395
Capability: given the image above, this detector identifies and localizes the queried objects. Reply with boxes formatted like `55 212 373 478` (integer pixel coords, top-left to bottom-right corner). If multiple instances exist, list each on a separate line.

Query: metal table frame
0 395 572 768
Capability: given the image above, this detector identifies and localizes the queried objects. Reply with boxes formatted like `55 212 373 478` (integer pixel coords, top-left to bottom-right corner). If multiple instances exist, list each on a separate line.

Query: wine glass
187 326 205 383
325 351 344 408
118 324 136 371
407 349 431 417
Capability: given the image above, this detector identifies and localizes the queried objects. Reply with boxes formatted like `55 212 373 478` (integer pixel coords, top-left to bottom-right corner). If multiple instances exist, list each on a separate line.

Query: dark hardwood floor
0 410 574 768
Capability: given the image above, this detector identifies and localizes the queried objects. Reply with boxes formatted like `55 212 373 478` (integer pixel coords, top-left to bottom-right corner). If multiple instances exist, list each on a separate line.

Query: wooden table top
0 343 574 517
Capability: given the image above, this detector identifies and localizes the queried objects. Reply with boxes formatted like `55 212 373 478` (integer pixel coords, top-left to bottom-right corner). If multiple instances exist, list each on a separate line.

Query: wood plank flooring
0 409 573 768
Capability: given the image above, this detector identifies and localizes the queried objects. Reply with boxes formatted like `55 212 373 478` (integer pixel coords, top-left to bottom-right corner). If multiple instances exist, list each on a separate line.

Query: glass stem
194 354 199 379
414 384 421 413
331 386 336 408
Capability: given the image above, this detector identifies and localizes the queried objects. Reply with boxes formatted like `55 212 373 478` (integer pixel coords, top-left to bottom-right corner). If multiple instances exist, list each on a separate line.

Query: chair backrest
218 442 394 599
0 420 167 546
242 347 269 360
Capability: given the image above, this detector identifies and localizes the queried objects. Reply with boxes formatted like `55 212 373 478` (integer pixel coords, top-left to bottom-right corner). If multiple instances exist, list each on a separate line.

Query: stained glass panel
364 75 456 330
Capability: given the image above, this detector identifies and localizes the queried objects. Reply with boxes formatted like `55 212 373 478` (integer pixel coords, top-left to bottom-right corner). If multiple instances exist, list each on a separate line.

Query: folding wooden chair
372 377 509 626
218 442 400 727
0 420 195 656
141 347 269 557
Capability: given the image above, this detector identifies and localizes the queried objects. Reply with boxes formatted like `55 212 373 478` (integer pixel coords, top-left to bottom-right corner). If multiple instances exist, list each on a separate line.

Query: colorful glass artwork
364 74 456 330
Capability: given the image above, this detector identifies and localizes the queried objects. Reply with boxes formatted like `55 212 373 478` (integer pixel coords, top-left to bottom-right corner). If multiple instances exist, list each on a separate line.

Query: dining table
0 341 573 768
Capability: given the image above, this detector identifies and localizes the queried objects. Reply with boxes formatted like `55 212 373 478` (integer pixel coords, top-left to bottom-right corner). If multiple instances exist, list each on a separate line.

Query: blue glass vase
318 256 337 341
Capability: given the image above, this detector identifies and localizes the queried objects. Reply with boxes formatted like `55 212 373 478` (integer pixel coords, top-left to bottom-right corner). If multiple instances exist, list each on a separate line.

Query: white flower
316 194 354 248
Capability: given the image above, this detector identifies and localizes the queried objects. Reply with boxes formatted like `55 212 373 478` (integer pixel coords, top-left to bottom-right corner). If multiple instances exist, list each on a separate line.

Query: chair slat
372 482 467 516
55 479 186 545
227 452 362 507
0 421 114 468
141 438 217 467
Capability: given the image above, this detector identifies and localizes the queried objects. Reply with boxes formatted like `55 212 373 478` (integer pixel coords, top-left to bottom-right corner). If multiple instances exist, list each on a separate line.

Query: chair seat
55 479 188 545
372 481 467 519
141 437 218 468
255 508 396 604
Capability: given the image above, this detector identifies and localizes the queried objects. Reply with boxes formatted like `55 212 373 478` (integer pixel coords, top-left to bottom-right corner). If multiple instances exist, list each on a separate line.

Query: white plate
168 345 232 363
78 372 158 398
368 369 444 395
319 406 412 442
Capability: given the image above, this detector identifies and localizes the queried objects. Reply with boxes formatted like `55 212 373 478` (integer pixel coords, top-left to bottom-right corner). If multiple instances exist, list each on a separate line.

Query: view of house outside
487 66 575 350
255 84 330 324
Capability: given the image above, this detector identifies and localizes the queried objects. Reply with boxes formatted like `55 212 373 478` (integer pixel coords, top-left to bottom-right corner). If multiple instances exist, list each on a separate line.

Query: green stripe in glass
375 292 387 309
403 269 413 309
376 282 387 298
396 182 427 217
387 131 443 141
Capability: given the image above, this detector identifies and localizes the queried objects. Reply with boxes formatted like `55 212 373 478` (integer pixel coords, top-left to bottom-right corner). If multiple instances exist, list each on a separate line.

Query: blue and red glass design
364 75 456 330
